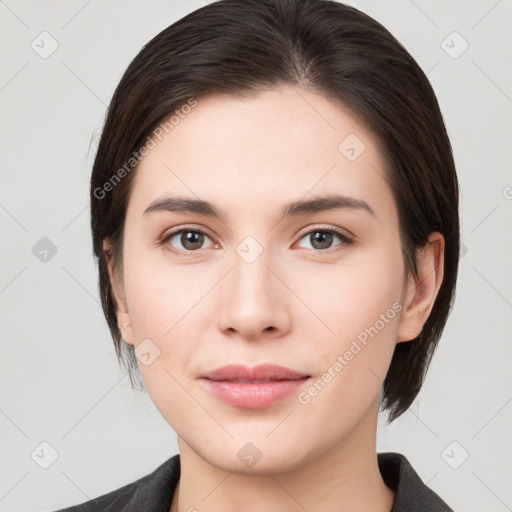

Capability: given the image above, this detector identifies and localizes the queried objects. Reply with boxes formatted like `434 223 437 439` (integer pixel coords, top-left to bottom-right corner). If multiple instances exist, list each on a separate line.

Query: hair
90 0 459 422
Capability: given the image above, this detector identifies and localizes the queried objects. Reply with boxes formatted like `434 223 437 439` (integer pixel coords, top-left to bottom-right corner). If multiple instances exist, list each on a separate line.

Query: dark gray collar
378 452 454 511
55 451 453 511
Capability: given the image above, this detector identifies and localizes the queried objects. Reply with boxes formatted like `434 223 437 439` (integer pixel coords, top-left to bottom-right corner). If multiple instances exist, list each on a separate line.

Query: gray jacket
54 452 454 511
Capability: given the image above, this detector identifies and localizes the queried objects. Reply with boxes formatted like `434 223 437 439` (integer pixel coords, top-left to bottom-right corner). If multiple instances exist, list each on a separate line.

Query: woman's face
112 85 413 473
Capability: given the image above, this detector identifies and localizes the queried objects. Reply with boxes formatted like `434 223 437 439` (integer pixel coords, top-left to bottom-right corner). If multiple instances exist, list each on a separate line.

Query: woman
57 0 459 510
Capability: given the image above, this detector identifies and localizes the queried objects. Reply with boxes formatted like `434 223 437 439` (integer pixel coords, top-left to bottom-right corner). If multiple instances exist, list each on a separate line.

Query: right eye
161 227 218 255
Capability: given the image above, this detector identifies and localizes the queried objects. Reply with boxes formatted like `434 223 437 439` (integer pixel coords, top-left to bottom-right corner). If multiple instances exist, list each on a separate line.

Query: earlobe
118 320 134 346
102 239 134 345
396 233 445 343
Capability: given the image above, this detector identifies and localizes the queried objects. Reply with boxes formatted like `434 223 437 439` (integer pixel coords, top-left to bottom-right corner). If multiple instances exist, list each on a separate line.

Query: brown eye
163 228 215 253
179 231 205 250
309 231 334 250
296 228 353 252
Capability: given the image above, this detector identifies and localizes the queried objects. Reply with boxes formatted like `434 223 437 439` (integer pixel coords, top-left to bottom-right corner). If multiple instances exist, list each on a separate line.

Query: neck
170 400 394 512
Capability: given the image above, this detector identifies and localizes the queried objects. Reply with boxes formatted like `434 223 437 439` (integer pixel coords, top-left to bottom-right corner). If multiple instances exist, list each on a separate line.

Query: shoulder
53 454 180 512
378 452 453 512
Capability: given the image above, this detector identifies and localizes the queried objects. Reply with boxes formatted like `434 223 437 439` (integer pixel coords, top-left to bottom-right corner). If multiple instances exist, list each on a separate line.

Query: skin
104 85 444 512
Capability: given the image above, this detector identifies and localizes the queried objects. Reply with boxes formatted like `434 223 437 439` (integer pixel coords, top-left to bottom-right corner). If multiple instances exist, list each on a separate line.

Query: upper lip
201 364 310 381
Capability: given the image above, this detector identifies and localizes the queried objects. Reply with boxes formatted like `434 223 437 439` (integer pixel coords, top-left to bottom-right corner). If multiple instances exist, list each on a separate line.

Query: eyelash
160 224 354 257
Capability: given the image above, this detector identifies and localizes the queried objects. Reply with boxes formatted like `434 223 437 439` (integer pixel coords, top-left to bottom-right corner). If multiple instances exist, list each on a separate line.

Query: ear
396 232 445 343
102 238 134 345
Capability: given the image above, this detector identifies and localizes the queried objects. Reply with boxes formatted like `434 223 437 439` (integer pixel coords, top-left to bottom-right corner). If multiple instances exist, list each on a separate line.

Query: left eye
163 228 216 253
295 228 353 251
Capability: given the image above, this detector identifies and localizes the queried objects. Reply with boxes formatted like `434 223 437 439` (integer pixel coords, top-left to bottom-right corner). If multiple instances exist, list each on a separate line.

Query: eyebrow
143 194 375 220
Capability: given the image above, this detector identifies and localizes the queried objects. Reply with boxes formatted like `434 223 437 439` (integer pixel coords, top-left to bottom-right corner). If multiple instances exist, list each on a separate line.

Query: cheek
122 257 204 412
291 241 404 344
121 244 212 380
123 242 206 338
292 242 404 400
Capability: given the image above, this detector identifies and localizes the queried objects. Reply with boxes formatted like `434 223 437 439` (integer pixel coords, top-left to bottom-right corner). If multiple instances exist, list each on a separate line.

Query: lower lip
200 378 310 409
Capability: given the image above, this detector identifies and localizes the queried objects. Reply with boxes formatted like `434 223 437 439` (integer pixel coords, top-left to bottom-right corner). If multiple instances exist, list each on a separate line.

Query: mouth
200 378 310 409
201 363 310 382
218 379 301 383
199 364 311 409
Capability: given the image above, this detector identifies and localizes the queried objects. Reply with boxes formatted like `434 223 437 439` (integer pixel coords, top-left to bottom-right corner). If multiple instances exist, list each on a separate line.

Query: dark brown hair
90 0 459 422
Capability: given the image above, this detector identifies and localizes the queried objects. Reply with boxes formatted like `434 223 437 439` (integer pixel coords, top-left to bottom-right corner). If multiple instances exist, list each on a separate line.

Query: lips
199 364 311 409
201 363 309 382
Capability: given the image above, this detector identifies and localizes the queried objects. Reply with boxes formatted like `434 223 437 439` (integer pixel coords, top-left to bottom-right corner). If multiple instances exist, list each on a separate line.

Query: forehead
128 86 395 223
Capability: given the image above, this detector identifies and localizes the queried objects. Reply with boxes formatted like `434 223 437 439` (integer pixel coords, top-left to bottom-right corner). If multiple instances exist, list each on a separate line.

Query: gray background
1 0 511 510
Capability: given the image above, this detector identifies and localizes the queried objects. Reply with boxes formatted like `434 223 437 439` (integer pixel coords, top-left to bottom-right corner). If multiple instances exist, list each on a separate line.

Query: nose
217 245 292 342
